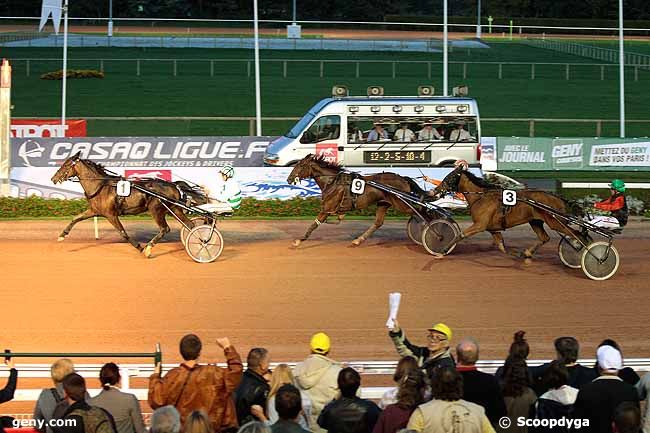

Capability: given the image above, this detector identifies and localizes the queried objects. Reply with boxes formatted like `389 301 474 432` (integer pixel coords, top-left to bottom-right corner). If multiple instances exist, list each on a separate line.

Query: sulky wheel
181 217 209 246
421 219 460 256
406 215 426 245
581 241 620 281
558 237 587 269
184 224 224 263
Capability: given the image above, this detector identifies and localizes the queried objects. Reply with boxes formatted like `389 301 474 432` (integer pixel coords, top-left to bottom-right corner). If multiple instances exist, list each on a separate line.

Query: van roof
324 96 476 104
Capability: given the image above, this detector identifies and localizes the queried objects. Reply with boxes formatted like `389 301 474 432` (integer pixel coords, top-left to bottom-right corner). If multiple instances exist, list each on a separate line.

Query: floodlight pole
476 0 481 39
253 0 262 135
108 0 114 37
619 0 625 138
443 0 448 96
292 0 297 23
61 0 69 128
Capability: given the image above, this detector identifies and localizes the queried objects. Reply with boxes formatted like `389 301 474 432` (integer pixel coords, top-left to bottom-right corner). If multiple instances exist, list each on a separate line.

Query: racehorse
51 152 207 257
287 154 430 247
432 162 586 262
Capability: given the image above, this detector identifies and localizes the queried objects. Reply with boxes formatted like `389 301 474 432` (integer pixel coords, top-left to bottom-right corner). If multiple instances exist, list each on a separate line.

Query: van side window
300 115 340 144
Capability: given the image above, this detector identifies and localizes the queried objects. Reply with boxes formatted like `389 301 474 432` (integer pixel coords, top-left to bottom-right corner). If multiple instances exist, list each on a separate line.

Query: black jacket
318 396 382 433
234 369 270 425
530 363 597 395
388 329 455 375
571 376 639 433
54 400 117 433
0 368 17 404
458 367 507 427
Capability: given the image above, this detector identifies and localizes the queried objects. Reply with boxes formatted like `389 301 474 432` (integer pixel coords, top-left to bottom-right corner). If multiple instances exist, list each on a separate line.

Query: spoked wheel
181 217 209 246
558 236 590 269
581 241 620 281
421 219 460 256
184 224 224 263
406 216 426 245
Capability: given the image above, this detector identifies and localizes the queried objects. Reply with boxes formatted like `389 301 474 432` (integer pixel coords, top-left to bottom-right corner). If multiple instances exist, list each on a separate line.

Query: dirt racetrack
1 218 649 366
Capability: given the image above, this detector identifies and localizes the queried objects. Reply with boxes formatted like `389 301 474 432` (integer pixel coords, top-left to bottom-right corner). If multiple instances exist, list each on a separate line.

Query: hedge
41 70 105 80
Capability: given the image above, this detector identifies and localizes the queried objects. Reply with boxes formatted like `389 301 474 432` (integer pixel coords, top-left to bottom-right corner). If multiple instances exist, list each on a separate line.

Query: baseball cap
597 345 622 372
428 323 452 340
310 332 331 354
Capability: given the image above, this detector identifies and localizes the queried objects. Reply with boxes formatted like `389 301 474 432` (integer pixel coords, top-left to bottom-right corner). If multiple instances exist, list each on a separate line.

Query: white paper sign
386 292 401 329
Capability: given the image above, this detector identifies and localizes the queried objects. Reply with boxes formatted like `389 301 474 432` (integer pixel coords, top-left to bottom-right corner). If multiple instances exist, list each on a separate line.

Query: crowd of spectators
0 328 648 433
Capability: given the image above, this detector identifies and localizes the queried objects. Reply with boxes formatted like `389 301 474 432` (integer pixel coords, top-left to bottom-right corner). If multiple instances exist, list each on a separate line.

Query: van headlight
264 153 280 163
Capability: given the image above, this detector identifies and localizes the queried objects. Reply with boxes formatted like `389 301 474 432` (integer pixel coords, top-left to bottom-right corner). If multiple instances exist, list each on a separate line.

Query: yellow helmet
428 323 452 340
310 332 331 354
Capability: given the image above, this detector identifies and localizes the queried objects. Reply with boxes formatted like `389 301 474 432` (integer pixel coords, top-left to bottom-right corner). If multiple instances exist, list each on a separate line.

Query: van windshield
285 112 316 139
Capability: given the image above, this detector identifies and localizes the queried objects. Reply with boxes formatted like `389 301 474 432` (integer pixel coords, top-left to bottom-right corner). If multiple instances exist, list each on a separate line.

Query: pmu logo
18 139 45 167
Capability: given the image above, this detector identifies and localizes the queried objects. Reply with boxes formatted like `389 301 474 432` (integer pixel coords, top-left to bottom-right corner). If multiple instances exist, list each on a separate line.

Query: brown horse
287 154 430 247
432 163 586 262
51 152 206 257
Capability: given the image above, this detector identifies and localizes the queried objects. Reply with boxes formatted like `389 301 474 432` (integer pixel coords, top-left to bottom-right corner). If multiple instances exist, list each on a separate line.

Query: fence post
173 60 177 77
320 61 324 78
498 63 502 79
249 119 255 136
601 65 605 81
210 60 214 77
565 64 570 80
99 59 104 73
283 60 287 78
26 59 30 77
635 66 639 82
427 62 431 79
596 120 602 137
463 62 467 79
136 59 140 77
247 61 251 78
356 62 360 79
529 120 535 137
531 63 535 80
392 62 396 79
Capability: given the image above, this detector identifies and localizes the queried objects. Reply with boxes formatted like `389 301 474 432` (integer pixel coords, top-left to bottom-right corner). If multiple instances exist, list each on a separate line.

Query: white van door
299 115 344 164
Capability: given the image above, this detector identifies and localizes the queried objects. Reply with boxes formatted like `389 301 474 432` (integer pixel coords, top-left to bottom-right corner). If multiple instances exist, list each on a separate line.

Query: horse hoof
524 258 533 266
57 236 65 242
351 238 363 246
292 239 301 248
143 245 152 258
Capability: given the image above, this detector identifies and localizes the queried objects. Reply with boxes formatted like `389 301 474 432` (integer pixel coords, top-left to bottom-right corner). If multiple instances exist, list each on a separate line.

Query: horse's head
51 152 82 184
287 155 316 185
432 160 468 197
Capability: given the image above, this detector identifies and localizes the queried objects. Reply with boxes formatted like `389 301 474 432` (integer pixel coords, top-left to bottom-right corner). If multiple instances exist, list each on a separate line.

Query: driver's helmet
610 179 625 193
220 164 235 179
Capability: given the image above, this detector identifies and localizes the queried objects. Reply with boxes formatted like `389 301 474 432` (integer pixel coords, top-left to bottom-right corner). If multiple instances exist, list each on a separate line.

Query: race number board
117 180 132 197
351 178 366 194
502 189 517 206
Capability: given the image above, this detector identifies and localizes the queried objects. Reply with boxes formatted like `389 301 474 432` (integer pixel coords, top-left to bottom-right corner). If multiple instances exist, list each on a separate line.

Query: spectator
148 334 243 433
448 123 473 141
530 337 597 395
150 406 181 433
235 348 271 425
89 363 145 433
393 123 415 142
594 340 639 386
373 369 425 433
495 331 532 385
34 359 89 433
416 124 442 141
367 124 388 142
270 385 310 433
456 338 507 428
294 332 342 433
237 422 271 433
54 373 117 433
379 357 420 409
0 357 17 433
348 123 364 142
317 368 381 433
498 358 536 433
572 345 639 433
407 367 494 433
183 411 213 433
635 370 650 433
388 321 455 376
613 402 641 433
532 361 578 432
265 365 310 429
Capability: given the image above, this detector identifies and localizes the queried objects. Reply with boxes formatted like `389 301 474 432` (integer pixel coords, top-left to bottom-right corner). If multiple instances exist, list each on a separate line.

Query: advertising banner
496 137 650 171
11 119 87 138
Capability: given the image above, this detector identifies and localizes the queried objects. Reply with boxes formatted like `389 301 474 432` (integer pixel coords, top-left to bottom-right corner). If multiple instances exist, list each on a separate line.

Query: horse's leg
325 214 345 225
58 209 97 241
522 219 551 264
293 211 328 247
489 231 508 254
142 205 171 258
352 205 388 246
105 215 143 252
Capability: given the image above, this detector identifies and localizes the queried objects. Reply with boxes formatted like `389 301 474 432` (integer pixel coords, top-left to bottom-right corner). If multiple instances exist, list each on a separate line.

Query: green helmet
220 164 235 179
610 179 625 192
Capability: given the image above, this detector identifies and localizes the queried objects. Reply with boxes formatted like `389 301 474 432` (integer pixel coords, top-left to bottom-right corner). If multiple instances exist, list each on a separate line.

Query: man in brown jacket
148 334 243 433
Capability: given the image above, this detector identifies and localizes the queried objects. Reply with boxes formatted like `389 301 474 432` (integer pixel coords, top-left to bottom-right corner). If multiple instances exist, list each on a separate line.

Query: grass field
3 40 650 137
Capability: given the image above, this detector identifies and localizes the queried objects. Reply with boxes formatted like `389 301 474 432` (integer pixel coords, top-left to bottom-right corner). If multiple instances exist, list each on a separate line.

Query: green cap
610 179 625 193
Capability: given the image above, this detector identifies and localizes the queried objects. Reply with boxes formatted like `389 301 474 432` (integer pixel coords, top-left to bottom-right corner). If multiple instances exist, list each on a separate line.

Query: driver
591 179 628 228
198 164 242 214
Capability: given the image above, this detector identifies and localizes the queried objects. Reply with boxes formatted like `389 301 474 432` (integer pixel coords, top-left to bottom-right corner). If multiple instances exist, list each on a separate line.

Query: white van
264 88 482 167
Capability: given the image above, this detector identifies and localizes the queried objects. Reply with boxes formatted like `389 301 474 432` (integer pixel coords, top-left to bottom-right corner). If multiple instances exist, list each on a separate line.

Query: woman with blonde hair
262 364 311 428
183 411 213 433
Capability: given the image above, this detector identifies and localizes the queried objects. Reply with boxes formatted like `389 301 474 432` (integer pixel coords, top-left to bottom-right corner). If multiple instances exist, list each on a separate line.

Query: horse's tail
175 181 209 205
564 198 585 218
404 176 429 201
